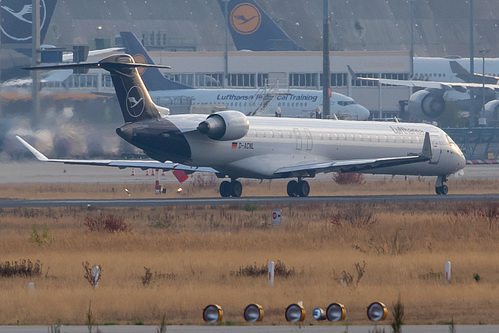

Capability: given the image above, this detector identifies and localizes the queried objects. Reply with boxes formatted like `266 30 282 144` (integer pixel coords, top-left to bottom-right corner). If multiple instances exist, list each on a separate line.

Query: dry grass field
0 179 499 327
1 176 499 200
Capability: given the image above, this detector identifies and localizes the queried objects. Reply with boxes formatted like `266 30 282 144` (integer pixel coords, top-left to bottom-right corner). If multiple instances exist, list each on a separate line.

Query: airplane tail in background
26 55 171 123
118 31 193 91
1 0 57 45
218 0 305 51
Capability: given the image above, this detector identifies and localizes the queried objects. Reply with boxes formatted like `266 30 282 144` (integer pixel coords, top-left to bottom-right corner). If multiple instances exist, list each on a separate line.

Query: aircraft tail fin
25 55 171 123
218 0 305 51
118 31 193 91
1 0 57 45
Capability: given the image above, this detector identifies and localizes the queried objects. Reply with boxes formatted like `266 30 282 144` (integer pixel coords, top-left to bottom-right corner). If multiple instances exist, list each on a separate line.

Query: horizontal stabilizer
24 61 171 71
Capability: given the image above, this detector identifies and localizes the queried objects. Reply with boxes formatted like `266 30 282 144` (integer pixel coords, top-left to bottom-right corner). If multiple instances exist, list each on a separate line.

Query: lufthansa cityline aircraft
119 32 370 120
18 54 466 197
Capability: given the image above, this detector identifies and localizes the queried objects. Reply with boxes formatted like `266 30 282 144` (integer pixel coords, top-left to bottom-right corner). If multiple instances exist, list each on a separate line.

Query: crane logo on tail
126 86 145 118
1 0 47 41
230 3 261 35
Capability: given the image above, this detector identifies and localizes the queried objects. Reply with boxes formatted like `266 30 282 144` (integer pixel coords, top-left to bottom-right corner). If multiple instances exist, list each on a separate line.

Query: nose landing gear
435 175 448 195
220 180 242 197
287 179 310 197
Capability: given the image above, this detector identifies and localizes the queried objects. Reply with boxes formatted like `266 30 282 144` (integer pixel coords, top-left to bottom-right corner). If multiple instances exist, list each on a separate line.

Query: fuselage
149 89 370 120
120 114 465 180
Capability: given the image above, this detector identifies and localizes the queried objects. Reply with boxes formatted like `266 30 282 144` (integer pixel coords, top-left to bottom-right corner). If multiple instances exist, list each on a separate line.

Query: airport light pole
480 48 489 122
223 0 229 88
322 0 331 119
409 0 415 79
469 0 475 127
31 0 41 121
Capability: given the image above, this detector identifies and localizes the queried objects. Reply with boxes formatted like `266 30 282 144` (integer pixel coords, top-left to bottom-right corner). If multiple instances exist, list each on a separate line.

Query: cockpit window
338 101 357 106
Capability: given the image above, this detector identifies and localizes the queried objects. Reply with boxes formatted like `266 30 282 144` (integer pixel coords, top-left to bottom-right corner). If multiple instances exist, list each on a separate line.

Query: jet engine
197 111 249 141
408 89 446 119
484 99 499 126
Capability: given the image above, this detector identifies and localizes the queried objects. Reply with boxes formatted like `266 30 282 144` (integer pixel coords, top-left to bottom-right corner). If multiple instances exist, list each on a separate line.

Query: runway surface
1 193 499 208
2 325 499 333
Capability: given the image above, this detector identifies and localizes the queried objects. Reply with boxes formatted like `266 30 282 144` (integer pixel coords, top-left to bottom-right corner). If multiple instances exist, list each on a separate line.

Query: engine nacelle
408 89 446 119
484 99 499 125
197 111 249 141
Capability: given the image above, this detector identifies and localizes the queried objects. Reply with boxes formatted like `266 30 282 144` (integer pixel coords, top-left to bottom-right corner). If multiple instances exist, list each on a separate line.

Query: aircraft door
429 134 442 164
304 128 313 150
293 128 302 150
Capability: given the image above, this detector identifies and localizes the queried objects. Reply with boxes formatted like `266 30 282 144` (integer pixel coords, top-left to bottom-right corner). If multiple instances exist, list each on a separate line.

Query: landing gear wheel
435 175 448 195
220 181 232 197
297 180 310 197
441 184 448 195
231 180 242 197
435 185 448 195
287 180 298 197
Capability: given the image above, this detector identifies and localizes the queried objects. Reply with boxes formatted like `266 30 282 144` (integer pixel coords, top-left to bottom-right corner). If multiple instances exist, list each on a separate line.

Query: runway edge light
367 302 387 321
326 303 346 321
312 307 326 321
244 304 264 322
203 304 223 323
285 303 306 322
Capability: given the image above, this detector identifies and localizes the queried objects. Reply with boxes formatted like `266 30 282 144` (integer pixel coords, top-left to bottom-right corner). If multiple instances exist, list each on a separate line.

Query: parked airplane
18 54 465 197
413 57 499 121
349 57 499 121
119 31 370 120
217 0 305 51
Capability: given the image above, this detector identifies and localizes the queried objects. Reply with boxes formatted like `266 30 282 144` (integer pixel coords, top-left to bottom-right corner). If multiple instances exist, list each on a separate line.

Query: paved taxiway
3 325 499 333
1 193 499 208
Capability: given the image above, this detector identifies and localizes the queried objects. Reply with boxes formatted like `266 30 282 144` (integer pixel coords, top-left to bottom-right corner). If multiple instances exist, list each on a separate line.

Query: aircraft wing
274 132 432 176
347 65 499 92
16 136 218 173
274 154 430 175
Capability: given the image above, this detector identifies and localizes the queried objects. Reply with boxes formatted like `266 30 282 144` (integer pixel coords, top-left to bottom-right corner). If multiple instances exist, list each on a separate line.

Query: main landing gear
435 175 448 195
219 180 242 197
287 179 310 197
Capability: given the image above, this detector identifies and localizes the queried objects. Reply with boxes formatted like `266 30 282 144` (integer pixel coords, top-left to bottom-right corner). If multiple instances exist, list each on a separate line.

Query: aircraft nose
357 105 370 120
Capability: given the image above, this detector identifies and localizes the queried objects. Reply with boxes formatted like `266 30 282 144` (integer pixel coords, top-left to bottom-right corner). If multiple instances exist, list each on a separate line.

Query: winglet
421 132 432 159
347 65 358 80
16 135 49 161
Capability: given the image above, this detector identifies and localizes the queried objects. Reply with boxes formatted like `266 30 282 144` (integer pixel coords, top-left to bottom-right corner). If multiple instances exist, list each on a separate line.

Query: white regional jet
18 54 466 197
119 32 370 121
